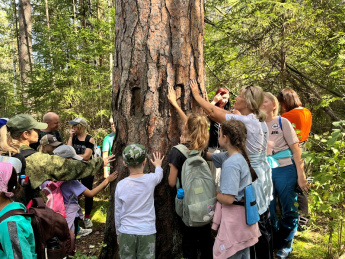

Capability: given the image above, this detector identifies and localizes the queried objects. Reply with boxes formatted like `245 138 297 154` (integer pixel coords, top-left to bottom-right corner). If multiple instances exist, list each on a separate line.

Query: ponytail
0 126 20 155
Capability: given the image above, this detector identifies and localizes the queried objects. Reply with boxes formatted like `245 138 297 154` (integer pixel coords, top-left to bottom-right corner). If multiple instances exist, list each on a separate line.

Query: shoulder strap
0 209 29 252
0 209 28 224
174 144 189 158
278 116 283 131
20 149 37 158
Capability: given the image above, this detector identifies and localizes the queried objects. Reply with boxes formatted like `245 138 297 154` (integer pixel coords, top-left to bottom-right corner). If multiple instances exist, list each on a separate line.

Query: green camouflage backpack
174 144 217 227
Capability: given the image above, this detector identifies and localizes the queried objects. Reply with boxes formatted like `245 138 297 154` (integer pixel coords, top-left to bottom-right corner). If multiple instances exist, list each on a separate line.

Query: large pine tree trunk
100 0 206 258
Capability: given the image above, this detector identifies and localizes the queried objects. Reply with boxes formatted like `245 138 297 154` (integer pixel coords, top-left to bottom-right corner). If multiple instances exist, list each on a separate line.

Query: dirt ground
75 222 106 257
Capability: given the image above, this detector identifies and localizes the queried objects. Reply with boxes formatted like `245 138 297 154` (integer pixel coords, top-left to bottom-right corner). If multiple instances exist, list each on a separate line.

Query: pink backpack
42 181 66 218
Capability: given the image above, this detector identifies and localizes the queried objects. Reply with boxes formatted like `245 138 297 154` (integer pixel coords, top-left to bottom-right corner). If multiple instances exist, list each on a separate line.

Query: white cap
53 145 83 161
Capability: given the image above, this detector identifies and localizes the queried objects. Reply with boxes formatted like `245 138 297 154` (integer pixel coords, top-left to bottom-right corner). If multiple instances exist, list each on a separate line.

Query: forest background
0 0 345 258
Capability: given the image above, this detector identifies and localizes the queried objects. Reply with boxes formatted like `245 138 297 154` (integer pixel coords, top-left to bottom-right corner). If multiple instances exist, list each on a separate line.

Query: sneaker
276 246 293 259
76 227 92 239
84 218 93 228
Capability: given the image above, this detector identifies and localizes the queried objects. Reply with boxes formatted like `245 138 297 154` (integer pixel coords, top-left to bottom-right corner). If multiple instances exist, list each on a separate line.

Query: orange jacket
282 107 312 142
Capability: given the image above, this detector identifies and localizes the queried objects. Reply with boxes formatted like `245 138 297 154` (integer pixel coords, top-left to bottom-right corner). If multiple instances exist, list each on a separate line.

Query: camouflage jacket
20 145 104 189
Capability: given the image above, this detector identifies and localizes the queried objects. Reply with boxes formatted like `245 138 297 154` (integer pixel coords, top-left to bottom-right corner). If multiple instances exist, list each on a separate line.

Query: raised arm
190 79 230 123
167 86 188 124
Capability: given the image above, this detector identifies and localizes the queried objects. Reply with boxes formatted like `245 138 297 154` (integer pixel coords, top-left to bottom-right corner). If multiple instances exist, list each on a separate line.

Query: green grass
291 231 328 259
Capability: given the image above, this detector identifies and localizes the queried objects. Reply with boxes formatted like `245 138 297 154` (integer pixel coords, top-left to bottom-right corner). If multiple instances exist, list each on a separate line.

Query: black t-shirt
72 134 94 157
208 120 221 148
168 146 188 188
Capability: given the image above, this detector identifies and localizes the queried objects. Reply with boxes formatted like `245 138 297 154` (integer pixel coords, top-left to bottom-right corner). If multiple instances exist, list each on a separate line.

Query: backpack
0 198 75 259
174 144 217 227
42 181 66 218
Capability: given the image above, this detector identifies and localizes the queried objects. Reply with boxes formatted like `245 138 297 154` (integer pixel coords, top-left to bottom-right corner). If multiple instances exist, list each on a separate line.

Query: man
102 118 116 178
30 112 62 150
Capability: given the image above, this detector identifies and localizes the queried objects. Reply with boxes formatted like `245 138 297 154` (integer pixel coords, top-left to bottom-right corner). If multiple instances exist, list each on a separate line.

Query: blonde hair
38 144 55 154
186 113 209 151
74 124 86 134
0 126 20 155
241 85 266 122
264 92 280 116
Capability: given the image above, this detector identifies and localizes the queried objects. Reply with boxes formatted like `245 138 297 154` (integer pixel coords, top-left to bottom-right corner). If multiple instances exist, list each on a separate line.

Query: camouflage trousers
118 233 155 259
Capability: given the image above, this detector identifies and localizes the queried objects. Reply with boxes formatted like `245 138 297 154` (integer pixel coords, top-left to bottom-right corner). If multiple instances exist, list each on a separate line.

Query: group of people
0 113 117 257
0 80 312 259
166 80 311 259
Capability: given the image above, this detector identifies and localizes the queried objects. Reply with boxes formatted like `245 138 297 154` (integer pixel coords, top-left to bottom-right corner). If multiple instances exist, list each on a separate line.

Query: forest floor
74 175 333 258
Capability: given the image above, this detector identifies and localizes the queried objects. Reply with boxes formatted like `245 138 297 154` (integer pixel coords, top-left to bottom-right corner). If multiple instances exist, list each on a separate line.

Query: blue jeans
269 163 298 248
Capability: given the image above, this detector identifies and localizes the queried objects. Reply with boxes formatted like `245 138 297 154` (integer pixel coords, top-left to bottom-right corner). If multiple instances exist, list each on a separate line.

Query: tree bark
100 0 205 258
18 0 32 84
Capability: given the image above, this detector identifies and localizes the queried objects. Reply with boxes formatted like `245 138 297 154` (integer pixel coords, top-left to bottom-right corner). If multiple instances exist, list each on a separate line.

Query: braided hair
221 119 258 181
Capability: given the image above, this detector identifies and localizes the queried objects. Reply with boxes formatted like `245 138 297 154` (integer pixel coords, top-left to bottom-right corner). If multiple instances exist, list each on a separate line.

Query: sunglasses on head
245 85 254 97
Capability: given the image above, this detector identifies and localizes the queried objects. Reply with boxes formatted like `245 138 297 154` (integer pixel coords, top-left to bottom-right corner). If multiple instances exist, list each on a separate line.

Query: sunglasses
245 85 254 97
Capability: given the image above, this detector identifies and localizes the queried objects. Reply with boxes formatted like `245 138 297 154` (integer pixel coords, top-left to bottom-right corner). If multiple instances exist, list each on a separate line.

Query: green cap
122 144 147 166
7 114 48 133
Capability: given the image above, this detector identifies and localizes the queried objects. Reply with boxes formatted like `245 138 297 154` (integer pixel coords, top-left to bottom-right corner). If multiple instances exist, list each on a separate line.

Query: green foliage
0 0 114 136
204 0 345 123
304 120 345 257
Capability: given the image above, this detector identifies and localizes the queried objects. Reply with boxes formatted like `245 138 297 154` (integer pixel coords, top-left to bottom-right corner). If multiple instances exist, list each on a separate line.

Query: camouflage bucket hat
123 144 147 166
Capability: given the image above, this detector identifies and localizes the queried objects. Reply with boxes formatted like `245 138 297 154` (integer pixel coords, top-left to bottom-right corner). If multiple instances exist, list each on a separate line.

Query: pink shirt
266 117 299 167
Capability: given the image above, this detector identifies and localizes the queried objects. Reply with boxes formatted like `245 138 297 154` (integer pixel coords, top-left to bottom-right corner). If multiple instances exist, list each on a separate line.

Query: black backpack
0 198 75 259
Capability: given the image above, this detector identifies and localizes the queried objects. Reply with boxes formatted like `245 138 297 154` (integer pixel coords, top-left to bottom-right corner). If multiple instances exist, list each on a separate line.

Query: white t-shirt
225 113 268 154
114 167 163 235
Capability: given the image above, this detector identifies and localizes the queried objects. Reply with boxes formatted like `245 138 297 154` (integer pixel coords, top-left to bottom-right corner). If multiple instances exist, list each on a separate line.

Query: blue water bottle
177 188 184 199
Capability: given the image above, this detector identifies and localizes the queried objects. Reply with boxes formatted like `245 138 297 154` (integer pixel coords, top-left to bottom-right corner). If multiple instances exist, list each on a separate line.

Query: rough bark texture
100 0 205 258
18 0 32 84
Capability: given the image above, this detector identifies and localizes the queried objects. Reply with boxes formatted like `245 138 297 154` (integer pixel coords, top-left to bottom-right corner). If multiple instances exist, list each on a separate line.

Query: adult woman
277 88 312 145
209 88 230 149
0 114 114 205
0 160 36 258
67 117 95 229
167 89 213 259
190 80 273 259
277 89 312 222
261 92 309 259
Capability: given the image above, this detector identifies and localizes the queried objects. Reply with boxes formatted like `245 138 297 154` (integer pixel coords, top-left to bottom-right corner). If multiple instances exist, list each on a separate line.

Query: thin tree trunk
18 0 32 83
44 0 55 86
100 0 206 258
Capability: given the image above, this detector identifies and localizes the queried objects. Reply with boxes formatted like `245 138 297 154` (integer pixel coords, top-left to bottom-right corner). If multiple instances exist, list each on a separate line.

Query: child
0 159 36 258
38 134 62 154
49 145 118 238
67 117 96 228
115 144 164 259
210 119 261 258
167 86 214 258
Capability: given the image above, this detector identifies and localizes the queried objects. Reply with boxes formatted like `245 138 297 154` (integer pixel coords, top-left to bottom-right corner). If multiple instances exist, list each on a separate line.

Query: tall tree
100 0 206 258
18 0 32 85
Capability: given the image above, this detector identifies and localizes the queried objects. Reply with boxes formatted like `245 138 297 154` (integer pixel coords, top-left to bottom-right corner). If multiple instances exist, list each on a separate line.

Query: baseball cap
40 134 62 147
53 145 83 161
122 144 147 166
68 117 88 128
6 114 47 133
0 118 8 129
0 156 22 175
